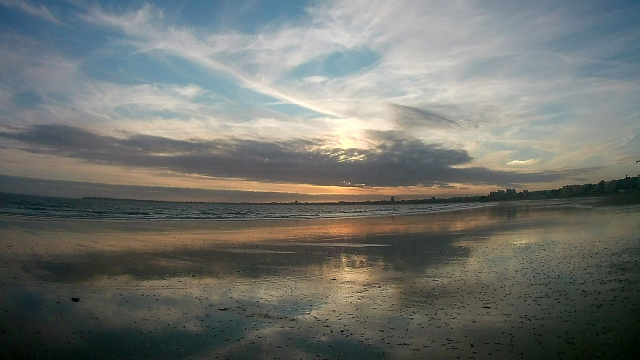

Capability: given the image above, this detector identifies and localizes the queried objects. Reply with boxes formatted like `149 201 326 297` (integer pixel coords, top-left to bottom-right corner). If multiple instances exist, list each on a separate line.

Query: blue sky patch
286 47 381 80
12 91 44 109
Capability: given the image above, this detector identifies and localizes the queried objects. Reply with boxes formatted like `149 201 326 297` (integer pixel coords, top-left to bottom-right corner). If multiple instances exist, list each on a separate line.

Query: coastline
0 200 592 257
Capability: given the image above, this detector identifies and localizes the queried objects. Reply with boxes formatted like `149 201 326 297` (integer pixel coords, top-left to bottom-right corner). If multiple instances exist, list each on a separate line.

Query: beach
1 201 639 359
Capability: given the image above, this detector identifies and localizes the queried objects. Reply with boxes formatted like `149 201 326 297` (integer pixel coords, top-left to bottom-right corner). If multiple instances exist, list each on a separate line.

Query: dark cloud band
0 124 597 187
390 104 459 129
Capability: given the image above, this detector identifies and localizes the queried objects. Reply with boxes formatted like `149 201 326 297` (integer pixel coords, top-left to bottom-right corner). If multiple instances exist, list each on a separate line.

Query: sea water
0 192 492 221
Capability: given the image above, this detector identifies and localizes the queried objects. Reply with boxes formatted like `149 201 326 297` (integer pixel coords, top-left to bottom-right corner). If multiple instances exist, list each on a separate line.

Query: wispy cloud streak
0 0 63 24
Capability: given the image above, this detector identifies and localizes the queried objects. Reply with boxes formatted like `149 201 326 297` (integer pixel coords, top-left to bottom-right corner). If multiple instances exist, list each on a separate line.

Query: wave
0 193 494 221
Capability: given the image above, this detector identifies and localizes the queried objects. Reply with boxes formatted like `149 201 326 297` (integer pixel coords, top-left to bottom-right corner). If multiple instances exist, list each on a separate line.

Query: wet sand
1 201 639 359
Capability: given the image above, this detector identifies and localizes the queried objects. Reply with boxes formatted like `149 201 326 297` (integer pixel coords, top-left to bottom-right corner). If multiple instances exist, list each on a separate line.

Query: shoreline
3 191 638 224
0 200 593 254
0 197 603 226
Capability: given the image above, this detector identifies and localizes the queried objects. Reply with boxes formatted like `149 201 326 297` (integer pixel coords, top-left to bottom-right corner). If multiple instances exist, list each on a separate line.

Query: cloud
0 0 63 24
390 104 459 129
507 159 541 166
0 35 77 92
0 175 356 202
303 76 329 84
79 3 356 119
0 124 598 188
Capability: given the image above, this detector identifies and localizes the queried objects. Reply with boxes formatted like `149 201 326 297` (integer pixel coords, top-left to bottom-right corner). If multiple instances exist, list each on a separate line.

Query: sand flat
1 201 639 359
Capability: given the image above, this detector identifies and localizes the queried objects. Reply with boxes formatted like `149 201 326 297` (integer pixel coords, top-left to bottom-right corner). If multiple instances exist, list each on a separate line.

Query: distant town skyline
0 1 639 202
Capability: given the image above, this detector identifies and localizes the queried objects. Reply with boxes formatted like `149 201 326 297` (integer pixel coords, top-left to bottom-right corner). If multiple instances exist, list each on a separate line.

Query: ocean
0 192 492 221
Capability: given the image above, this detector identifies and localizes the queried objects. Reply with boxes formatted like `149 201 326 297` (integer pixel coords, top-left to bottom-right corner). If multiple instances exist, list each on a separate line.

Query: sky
0 0 639 202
